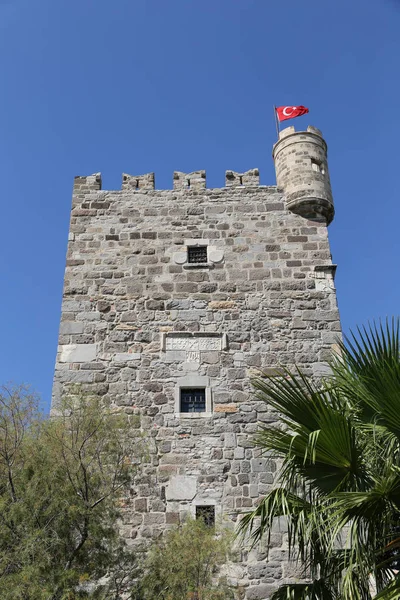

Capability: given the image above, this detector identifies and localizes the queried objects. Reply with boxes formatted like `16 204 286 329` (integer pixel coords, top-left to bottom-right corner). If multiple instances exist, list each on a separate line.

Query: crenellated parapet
71 124 334 227
122 172 155 191
73 173 102 192
173 170 206 191
72 169 263 194
225 168 259 187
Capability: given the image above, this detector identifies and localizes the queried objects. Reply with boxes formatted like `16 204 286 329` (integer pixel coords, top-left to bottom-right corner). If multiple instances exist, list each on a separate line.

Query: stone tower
52 125 341 599
273 125 334 224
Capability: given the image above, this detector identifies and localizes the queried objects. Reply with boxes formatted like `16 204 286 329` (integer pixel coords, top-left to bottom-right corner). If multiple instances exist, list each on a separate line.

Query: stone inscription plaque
163 334 224 363
165 336 221 351
309 271 335 292
187 351 200 362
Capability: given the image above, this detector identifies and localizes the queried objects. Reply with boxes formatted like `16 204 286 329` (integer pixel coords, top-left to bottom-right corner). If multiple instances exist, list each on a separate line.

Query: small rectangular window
188 246 208 264
196 505 215 527
180 388 206 413
311 159 325 175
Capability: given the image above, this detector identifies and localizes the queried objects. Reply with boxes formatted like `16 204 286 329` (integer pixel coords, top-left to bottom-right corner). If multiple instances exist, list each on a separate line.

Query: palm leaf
253 373 368 494
270 580 337 600
246 319 400 600
332 319 400 440
237 488 314 557
373 573 400 600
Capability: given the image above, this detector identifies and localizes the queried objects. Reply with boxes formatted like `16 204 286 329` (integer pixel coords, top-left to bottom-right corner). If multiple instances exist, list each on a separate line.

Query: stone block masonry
52 126 341 599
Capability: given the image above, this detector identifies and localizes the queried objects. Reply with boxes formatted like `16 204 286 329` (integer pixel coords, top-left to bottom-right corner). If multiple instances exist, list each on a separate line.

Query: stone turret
273 125 334 224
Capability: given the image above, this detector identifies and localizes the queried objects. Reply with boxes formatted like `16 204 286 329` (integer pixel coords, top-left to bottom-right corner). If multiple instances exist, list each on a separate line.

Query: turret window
311 159 325 175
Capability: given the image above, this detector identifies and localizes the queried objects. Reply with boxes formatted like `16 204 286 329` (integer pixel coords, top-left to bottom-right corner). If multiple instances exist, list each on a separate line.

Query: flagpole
273 105 280 139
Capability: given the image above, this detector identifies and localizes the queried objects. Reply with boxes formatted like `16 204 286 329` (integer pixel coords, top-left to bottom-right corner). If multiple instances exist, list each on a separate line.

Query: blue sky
0 0 398 412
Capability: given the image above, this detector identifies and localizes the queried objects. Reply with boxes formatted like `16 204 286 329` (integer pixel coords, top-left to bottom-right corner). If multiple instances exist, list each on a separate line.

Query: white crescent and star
282 106 298 117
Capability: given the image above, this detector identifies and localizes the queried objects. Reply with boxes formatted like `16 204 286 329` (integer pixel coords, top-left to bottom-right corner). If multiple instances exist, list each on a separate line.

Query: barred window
196 505 215 527
180 388 206 413
188 245 208 264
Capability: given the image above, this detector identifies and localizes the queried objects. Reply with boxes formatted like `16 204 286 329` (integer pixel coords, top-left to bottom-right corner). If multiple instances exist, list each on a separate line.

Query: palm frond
270 580 338 600
332 319 400 440
373 573 400 600
247 318 400 600
253 372 368 494
237 488 310 551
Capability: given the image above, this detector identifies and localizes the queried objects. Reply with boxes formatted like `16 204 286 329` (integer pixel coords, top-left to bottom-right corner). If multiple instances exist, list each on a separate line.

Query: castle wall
53 169 341 599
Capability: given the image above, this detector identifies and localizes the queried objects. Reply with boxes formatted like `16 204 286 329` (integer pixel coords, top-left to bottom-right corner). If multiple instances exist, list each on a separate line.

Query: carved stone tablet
309 270 335 292
162 333 225 363
165 335 222 352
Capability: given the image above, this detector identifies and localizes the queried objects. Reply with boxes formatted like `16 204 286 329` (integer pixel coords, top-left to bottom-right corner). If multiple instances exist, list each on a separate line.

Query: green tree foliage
238 319 400 600
134 518 236 600
0 385 142 599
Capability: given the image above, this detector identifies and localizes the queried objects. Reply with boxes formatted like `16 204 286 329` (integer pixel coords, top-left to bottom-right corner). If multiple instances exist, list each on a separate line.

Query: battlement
174 170 206 191
225 168 259 187
73 169 263 193
277 124 324 141
73 173 102 193
122 172 155 191
71 125 334 225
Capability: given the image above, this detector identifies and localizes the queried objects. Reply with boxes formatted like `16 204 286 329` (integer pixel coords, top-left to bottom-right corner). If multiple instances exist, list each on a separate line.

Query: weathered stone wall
52 160 341 599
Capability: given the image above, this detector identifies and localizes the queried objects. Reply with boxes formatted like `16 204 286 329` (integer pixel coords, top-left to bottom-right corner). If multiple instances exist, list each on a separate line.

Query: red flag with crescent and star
276 105 309 122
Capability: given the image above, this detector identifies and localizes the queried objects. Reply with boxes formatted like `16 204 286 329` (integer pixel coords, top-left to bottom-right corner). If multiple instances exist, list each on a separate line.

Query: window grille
196 505 215 527
187 246 207 264
180 388 206 413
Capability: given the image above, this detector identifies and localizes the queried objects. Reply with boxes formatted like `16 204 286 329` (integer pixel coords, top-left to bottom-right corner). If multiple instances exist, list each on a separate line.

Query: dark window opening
239 175 243 185
311 158 325 175
196 505 215 527
180 388 206 413
188 246 208 264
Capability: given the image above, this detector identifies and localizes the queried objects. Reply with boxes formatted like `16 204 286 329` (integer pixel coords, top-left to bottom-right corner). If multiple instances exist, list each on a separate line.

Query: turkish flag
276 105 309 122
